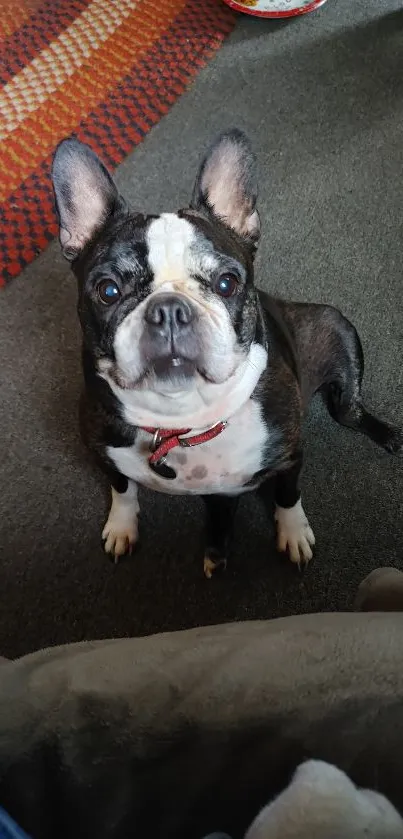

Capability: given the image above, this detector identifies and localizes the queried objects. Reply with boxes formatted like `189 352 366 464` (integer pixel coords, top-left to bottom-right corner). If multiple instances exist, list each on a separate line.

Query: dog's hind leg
277 301 402 455
322 312 402 455
202 495 239 578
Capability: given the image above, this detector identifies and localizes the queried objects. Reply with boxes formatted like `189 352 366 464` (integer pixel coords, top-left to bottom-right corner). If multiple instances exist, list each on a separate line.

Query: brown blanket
1 613 403 839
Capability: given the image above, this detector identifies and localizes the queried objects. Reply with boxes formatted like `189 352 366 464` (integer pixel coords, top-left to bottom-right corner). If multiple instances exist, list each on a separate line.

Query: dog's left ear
191 129 260 246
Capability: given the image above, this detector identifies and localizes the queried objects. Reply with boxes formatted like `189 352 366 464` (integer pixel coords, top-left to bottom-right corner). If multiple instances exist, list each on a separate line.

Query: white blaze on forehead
147 213 196 284
146 213 217 287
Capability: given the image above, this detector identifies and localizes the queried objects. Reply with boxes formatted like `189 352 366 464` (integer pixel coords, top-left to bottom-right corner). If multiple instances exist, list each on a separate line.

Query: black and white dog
52 130 402 576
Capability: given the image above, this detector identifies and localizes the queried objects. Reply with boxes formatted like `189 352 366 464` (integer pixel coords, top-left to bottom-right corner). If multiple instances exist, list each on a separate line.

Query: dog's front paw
102 516 139 563
102 486 139 564
275 499 315 568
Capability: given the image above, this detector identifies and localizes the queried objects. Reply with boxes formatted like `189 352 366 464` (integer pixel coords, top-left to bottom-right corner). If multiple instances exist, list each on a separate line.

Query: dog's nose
145 294 194 333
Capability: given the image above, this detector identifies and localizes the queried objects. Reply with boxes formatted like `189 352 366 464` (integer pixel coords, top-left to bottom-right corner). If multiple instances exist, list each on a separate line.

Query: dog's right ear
51 138 119 261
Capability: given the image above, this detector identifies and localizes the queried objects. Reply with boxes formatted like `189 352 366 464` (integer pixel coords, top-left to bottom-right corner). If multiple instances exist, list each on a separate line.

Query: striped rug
0 0 235 287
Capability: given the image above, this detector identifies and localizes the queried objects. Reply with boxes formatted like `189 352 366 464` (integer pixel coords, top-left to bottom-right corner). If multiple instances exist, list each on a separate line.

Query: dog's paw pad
275 500 315 567
102 518 139 563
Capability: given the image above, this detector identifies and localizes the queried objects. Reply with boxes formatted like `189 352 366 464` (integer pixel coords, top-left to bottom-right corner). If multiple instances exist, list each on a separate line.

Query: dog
51 129 402 576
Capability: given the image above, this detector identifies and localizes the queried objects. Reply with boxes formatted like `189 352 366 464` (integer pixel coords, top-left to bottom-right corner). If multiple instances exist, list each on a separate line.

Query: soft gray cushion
1 614 403 839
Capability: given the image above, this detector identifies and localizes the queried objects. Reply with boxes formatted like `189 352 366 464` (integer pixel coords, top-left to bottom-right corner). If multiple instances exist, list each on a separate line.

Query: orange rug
0 0 235 287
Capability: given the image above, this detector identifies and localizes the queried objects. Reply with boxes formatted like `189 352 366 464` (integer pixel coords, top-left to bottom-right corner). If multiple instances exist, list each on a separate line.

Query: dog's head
52 130 264 411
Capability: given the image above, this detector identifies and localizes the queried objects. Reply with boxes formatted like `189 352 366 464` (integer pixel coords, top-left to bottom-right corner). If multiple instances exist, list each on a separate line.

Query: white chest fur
107 398 271 496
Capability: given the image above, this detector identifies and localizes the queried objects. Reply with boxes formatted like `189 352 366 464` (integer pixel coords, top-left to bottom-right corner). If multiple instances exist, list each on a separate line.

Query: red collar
143 421 227 467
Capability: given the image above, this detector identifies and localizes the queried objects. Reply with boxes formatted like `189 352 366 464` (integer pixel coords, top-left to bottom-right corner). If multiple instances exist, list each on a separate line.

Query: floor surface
0 0 402 657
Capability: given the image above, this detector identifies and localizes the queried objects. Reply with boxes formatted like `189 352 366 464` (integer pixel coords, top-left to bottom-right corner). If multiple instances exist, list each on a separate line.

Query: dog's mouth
147 356 219 394
152 355 196 381
107 356 216 392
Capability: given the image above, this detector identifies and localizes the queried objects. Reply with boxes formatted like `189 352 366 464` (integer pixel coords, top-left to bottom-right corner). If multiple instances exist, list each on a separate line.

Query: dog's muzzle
141 292 200 377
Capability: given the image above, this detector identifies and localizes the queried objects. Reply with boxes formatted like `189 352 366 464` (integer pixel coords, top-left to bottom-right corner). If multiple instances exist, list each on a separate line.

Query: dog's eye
215 273 238 298
97 279 121 305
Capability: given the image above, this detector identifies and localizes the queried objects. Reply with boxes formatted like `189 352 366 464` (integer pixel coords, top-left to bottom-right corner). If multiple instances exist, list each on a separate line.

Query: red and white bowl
222 0 327 18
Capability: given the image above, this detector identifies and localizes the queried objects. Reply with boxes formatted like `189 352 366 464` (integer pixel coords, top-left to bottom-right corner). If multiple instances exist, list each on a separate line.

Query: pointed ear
51 138 119 261
191 129 260 246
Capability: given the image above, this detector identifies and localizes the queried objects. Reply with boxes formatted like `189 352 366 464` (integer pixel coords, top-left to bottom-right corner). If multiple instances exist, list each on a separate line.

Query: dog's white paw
275 499 315 567
102 516 139 562
102 485 139 563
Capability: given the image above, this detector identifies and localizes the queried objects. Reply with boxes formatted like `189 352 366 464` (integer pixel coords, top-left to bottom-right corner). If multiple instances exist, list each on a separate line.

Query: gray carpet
1 0 402 659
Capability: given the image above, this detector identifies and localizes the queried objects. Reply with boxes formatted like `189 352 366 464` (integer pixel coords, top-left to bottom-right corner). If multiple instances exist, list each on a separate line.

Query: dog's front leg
202 495 239 579
102 471 140 564
261 454 315 569
274 456 315 569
